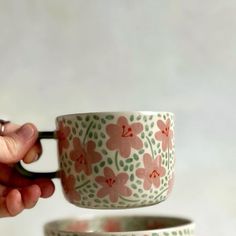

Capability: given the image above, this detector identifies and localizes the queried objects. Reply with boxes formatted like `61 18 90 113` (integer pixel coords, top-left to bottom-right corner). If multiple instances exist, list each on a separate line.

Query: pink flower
61 171 80 201
95 167 132 202
106 116 143 158
136 154 166 190
70 138 102 176
102 219 121 232
66 220 88 232
57 121 71 154
155 118 173 151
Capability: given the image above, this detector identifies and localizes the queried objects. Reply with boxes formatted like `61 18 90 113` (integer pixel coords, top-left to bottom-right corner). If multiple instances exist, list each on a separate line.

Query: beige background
0 1 236 235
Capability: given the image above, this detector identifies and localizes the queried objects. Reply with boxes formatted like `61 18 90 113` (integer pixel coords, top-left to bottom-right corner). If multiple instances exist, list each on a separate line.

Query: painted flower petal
106 116 144 158
136 168 145 178
106 124 122 137
70 150 77 161
152 177 161 188
119 142 132 158
156 156 166 176
106 138 119 150
117 116 129 127
104 167 115 178
159 166 166 177
87 140 96 151
84 163 92 176
131 122 143 134
118 186 132 197
116 172 129 185
143 177 152 190
143 153 152 168
130 136 143 150
109 190 119 203
73 137 82 150
161 138 168 151
67 175 76 188
87 140 102 163
166 118 171 128
63 140 69 149
70 191 80 201
95 176 107 185
155 131 164 141
64 126 71 136
97 187 110 198
157 120 166 130
74 161 86 173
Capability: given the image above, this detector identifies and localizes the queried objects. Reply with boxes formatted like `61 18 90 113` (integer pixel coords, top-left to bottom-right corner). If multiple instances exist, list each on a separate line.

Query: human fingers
0 185 41 217
2 123 43 163
23 141 42 164
34 179 55 198
0 122 41 163
0 123 38 164
0 164 55 198
0 189 23 217
20 184 41 209
3 123 42 163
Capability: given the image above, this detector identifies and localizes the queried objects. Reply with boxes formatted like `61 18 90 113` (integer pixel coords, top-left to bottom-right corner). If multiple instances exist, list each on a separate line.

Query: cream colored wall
0 1 236 236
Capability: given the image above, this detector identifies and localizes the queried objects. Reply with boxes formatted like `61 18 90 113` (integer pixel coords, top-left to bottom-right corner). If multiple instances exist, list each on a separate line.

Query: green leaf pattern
57 113 175 209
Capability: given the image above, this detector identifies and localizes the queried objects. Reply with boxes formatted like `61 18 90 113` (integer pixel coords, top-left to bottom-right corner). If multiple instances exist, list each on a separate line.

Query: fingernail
33 154 39 162
17 124 35 140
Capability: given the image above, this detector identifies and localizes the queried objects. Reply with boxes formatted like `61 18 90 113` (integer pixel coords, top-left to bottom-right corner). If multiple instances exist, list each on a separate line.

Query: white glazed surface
44 216 195 236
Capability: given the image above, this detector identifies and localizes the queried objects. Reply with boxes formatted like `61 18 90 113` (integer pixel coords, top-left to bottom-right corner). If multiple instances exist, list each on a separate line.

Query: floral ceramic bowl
44 215 194 236
17 111 175 209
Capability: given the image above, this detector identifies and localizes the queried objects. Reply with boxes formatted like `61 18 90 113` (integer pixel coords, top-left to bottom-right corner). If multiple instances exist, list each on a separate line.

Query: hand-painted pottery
17 112 175 209
44 215 194 236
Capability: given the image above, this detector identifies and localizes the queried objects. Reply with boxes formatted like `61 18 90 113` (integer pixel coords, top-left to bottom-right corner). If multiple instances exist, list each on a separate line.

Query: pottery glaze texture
56 112 175 209
44 216 194 236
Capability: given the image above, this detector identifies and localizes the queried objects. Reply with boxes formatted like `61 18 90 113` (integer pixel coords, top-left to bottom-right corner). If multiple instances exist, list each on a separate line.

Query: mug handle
14 131 59 179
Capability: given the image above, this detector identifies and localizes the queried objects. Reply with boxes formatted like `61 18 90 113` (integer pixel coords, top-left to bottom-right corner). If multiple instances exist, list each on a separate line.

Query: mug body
56 111 175 209
44 215 194 236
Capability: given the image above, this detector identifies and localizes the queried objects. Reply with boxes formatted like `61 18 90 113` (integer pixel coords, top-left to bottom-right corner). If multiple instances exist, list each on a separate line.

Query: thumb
0 123 38 164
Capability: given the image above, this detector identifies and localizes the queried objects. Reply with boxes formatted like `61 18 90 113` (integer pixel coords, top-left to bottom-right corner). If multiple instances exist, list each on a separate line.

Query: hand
0 123 55 217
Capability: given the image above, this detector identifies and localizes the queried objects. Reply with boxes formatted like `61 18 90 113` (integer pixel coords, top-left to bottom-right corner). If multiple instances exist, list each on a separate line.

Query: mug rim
56 111 174 120
44 215 194 235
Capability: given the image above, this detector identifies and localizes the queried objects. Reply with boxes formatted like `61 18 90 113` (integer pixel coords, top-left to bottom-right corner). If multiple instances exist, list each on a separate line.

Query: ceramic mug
44 215 194 236
17 111 175 209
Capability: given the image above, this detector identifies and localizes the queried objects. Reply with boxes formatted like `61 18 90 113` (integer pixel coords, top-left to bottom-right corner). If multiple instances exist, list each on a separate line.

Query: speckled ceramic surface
44 215 194 236
55 111 175 209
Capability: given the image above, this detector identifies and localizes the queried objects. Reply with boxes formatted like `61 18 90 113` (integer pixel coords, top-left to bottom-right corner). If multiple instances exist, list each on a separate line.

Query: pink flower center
161 127 169 137
149 170 160 178
121 125 133 137
105 178 116 187
76 154 87 165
